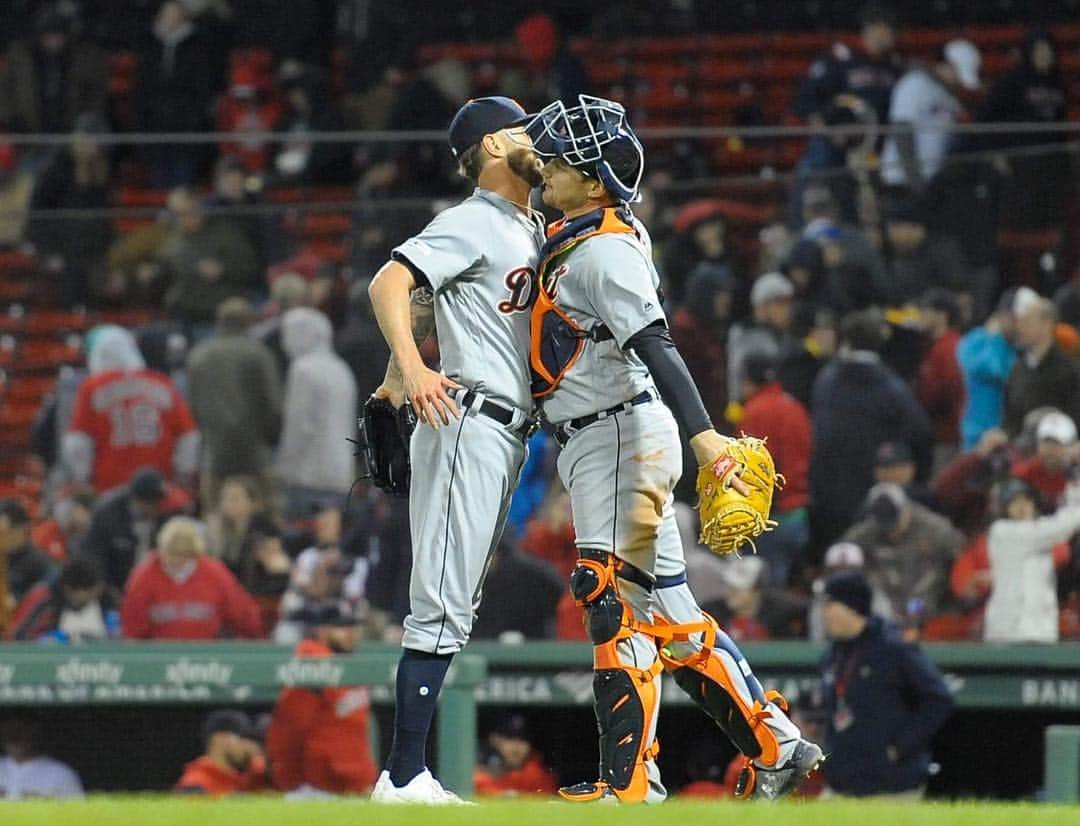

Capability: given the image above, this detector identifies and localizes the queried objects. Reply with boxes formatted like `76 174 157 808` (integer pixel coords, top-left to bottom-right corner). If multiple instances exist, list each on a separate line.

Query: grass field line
3 798 1078 826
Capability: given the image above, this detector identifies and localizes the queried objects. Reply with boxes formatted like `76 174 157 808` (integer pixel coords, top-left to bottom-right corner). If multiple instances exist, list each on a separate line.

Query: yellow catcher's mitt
696 435 784 556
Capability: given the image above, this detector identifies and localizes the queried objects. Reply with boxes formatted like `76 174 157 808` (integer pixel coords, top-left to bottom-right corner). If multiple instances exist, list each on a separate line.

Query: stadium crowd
0 0 1076 752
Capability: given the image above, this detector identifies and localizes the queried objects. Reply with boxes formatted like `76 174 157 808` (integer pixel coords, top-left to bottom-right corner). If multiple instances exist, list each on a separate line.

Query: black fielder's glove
357 395 417 495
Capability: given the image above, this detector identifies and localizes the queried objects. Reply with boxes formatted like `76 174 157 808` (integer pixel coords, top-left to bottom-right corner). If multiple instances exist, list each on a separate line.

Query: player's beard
508 147 543 187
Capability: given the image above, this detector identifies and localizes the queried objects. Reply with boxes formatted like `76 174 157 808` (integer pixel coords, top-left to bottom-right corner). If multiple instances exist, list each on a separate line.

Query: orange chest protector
530 207 638 399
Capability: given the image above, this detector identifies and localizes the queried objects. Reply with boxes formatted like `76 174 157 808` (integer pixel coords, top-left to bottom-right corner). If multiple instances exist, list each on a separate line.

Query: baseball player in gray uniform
367 97 545 804
526 95 823 803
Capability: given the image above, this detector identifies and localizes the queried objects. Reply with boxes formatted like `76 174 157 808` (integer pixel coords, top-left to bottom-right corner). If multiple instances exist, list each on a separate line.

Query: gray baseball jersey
540 230 665 424
393 187 544 411
391 187 542 655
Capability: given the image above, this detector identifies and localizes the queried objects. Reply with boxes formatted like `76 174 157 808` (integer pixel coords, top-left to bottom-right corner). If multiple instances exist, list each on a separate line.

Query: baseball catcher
526 94 822 803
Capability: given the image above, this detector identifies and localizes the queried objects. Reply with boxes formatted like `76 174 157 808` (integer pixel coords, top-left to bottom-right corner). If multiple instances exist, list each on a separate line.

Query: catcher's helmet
525 95 644 202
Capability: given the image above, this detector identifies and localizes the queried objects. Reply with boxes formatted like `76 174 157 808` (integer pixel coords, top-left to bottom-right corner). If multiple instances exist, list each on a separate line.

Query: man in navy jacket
819 571 953 797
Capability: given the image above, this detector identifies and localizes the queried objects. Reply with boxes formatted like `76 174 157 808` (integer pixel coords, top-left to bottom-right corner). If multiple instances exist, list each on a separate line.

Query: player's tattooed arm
382 287 436 388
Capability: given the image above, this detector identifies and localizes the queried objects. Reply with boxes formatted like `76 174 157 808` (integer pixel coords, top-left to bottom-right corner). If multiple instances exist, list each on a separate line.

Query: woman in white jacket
984 477 1080 643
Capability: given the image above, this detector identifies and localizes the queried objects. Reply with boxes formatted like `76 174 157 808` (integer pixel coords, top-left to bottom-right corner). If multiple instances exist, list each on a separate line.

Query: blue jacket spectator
956 293 1018 451
820 571 953 797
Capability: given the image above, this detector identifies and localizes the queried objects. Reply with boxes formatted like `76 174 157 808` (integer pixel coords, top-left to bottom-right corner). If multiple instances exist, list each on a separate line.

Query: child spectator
7 558 118 642
984 478 1080 643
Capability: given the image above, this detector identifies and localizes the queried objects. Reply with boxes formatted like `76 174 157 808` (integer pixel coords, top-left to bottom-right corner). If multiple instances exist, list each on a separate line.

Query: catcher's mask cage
524 94 645 203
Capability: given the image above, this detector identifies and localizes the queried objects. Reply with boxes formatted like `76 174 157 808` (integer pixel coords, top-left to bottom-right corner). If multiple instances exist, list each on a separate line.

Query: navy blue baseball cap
448 96 532 158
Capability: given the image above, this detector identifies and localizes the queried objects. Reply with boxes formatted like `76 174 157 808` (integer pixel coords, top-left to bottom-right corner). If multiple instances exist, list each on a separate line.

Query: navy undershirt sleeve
625 321 714 439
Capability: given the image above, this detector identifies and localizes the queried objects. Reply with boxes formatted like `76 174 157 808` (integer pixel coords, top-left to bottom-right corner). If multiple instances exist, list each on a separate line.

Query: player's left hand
690 430 751 496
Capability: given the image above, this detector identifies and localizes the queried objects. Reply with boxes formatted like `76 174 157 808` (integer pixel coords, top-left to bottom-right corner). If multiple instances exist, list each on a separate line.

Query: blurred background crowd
0 0 1077 692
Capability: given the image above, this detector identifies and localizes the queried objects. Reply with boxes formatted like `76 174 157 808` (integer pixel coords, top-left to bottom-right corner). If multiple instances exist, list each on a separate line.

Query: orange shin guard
654 613 784 766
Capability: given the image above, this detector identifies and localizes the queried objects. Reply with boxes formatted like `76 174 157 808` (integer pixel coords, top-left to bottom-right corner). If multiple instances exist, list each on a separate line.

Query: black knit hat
823 571 873 617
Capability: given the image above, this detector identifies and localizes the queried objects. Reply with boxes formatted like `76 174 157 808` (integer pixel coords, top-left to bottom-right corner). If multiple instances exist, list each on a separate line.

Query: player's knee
570 559 624 645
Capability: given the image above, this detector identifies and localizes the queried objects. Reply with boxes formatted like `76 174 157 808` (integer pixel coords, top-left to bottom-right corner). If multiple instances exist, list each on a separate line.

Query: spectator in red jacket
120 516 263 640
474 714 558 798
738 353 812 586
1011 410 1077 508
175 710 266 796
265 602 377 796
62 326 200 494
915 288 964 464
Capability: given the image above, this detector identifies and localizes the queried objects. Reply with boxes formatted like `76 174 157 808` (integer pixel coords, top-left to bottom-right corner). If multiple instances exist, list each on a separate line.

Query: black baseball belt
548 389 656 447
459 390 538 439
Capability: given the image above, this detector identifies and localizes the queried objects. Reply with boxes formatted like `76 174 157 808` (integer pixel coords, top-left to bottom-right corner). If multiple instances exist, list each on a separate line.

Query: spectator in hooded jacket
63 325 199 495
121 516 263 640
277 308 358 519
819 571 953 799
984 477 1080 644
810 309 934 546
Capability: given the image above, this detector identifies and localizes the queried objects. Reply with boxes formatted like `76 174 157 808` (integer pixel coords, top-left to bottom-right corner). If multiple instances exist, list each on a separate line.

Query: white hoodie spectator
985 478 1080 643
277 308 358 517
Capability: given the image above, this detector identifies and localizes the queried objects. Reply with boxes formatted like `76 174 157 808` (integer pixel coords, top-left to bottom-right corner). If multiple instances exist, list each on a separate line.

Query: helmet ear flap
597 159 641 203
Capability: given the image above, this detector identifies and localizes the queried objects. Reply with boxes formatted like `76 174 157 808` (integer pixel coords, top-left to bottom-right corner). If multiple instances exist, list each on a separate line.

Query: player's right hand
403 366 462 429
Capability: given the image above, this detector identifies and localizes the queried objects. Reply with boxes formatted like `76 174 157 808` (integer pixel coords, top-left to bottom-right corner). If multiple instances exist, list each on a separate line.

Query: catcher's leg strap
561 550 662 803
656 613 784 766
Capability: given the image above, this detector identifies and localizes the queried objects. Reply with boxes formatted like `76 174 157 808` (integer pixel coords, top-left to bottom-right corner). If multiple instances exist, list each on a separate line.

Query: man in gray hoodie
277 307 358 519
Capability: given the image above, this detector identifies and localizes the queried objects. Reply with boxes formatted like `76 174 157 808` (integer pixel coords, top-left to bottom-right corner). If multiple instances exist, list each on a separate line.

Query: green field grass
3 798 1078 826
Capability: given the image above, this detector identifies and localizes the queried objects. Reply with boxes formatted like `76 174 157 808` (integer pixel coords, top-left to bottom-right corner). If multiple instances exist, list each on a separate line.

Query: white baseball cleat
370 769 471 804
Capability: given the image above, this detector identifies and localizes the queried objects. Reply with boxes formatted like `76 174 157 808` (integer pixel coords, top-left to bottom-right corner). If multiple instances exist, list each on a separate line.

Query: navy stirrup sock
386 648 454 787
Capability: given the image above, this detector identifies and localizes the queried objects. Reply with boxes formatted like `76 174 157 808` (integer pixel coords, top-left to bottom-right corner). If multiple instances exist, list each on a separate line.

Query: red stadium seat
17 340 83 373
24 310 90 336
117 187 169 208
4 376 56 404
296 212 352 238
589 59 629 86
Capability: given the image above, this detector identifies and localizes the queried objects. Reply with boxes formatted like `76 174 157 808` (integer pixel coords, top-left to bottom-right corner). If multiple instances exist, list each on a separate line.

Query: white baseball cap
824 541 865 569
944 39 981 91
750 272 795 306
1037 410 1078 445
